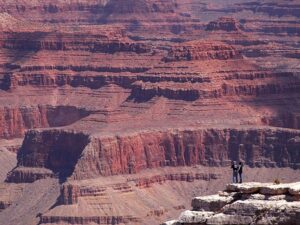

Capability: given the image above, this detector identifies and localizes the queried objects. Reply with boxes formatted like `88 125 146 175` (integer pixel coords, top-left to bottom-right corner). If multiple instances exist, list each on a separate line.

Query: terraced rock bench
162 182 300 225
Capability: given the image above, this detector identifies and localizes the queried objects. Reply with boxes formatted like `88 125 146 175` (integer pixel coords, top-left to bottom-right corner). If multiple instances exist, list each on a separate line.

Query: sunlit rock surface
163 182 300 225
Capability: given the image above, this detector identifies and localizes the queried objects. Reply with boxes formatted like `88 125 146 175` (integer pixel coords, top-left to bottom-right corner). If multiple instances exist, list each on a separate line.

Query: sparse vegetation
273 178 280 185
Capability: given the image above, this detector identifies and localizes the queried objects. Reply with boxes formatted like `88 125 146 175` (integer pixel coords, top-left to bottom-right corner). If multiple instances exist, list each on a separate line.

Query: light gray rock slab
226 182 272 194
267 194 288 201
162 182 300 225
161 220 180 225
207 213 253 225
241 193 266 200
289 182 300 196
192 195 234 211
260 184 290 195
178 210 214 223
256 202 300 225
222 199 288 216
217 191 238 197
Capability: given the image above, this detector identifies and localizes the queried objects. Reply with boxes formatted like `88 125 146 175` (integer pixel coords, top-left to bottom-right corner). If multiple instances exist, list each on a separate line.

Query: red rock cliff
9 127 300 181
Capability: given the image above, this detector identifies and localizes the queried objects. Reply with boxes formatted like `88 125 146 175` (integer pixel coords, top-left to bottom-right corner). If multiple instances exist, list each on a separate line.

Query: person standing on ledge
231 161 238 183
238 162 244 183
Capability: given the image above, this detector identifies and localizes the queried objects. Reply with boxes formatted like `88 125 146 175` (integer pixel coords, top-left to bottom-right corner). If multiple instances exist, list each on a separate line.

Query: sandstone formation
206 17 241 32
163 182 300 225
0 146 17 181
5 127 300 183
163 41 241 62
0 0 299 224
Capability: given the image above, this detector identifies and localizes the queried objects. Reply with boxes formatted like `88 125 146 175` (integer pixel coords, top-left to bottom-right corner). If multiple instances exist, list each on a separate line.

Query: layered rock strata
6 127 300 183
0 105 91 138
163 182 300 225
163 41 241 62
206 17 241 32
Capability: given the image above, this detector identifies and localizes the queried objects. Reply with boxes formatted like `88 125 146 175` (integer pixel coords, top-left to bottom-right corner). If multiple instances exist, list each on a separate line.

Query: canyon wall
7 127 300 182
0 106 90 139
76 128 300 178
14 130 90 180
0 32 151 54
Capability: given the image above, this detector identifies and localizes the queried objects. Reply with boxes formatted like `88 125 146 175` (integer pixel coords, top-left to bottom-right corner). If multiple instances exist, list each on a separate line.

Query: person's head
233 161 237 165
239 162 243 165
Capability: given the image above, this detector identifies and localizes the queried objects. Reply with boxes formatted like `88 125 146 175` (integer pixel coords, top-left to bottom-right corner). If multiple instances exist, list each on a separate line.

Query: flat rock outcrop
163 41 241 62
163 182 300 225
104 0 178 14
206 17 241 32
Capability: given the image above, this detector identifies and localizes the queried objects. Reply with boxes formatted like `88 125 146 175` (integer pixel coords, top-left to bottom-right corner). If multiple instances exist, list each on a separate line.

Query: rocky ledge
206 17 241 32
162 182 300 225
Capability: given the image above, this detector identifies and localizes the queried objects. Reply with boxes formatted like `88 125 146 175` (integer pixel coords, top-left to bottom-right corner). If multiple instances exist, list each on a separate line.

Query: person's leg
240 173 243 183
233 172 237 183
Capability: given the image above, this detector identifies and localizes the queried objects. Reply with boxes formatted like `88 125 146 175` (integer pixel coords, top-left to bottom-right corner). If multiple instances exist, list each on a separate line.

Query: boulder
192 195 234 211
255 202 300 225
222 199 270 216
260 184 290 195
207 213 253 225
164 182 300 225
225 182 272 194
222 199 299 217
267 194 288 201
178 210 214 224
288 182 300 196
206 17 241 32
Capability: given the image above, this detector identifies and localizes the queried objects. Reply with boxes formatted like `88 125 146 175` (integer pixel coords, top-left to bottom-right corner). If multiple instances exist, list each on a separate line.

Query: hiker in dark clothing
238 162 243 183
231 161 238 183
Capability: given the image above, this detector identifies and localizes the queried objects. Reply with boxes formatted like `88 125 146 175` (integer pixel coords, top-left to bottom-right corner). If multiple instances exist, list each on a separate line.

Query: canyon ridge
0 0 299 224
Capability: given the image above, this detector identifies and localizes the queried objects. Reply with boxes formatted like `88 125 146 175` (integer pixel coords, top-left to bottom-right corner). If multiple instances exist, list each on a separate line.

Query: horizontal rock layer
164 182 300 225
40 215 141 225
0 105 90 138
163 41 241 62
1 32 151 54
61 172 220 205
8 127 300 182
206 17 241 32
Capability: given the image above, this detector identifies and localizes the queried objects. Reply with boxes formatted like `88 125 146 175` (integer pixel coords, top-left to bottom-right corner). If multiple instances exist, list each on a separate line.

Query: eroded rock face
178 210 214 224
10 127 300 181
104 0 178 14
0 106 91 138
206 17 241 32
289 183 300 196
163 182 300 225
192 194 235 211
163 41 241 62
1 32 151 53
8 130 90 182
